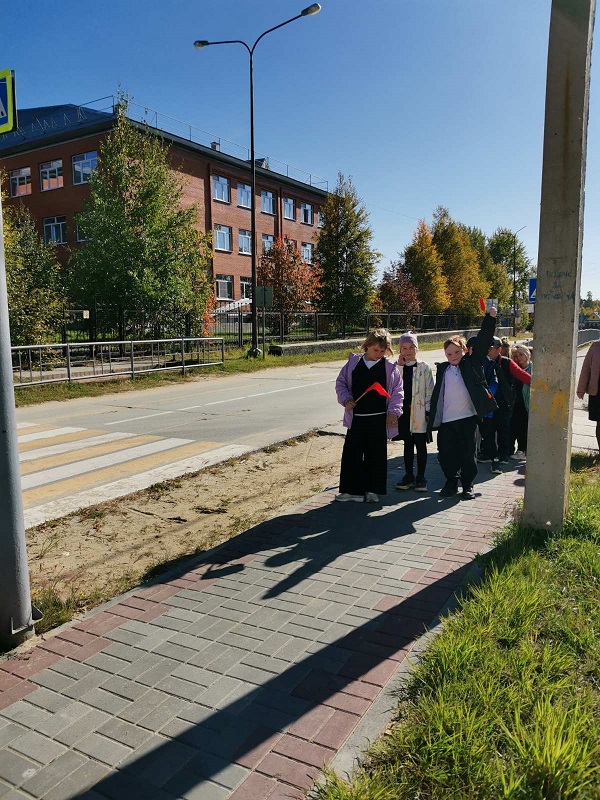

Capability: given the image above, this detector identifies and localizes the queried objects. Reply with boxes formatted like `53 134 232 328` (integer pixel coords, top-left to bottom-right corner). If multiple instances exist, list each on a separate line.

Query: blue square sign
0 70 17 135
528 277 537 303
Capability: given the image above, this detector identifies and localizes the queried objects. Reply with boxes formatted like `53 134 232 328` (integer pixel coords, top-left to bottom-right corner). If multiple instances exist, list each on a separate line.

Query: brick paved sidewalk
0 457 524 800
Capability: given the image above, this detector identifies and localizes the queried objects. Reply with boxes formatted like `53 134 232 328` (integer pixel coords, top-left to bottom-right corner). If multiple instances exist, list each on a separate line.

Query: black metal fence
58 307 513 351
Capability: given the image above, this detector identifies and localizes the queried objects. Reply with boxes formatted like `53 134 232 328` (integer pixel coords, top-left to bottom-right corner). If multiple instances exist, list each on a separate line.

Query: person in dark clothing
427 309 498 500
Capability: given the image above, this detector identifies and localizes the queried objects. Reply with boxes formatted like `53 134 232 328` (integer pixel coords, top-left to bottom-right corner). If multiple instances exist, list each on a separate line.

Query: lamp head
301 3 321 15
193 40 210 48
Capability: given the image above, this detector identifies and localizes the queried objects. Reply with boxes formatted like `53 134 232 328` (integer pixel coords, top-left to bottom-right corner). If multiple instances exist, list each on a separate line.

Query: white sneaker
365 492 380 503
335 493 364 502
510 450 526 460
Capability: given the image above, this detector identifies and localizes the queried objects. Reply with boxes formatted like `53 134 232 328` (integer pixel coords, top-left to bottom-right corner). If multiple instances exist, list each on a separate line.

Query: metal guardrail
577 328 600 346
12 337 225 387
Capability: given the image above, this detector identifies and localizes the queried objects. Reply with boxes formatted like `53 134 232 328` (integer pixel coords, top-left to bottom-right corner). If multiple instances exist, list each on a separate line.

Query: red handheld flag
479 297 486 313
355 382 391 403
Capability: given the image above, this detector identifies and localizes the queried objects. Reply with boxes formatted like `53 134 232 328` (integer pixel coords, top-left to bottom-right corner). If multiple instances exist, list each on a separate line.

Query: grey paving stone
19 750 86 797
218 632 262 652
131 657 180 687
253 632 293 657
48 660 93 680
278 622 323 641
243 607 288 631
98 675 149 701
10 731 67 765
126 737 198 786
136 697 189 732
241 652 289 675
103 627 145 646
74 733 132 766
151 641 198 663
192 676 242 709
205 606 248 623
188 643 241 671
29 669 75 694
0 750 39 786
61 670 107 700
54 709 111 747
116 652 163 680
194 618 236 641
238 701 295 732
0 725 26 750
97 718 151 750
80 688 131 716
226 663 277 687
42 759 111 800
186 750 250 790
147 615 191 632
168 632 212 653
154 676 204 702
162 595 201 611
257 687 311 718
35 701 95 738
84 652 131 674
164 771 230 800
0 701 53 732
26 688 73 714
176 703 228 728
3 789 34 799
273 637 311 663
171 664 214 687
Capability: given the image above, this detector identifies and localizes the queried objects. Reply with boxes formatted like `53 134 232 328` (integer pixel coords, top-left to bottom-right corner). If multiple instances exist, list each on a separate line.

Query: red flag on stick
479 297 487 313
354 382 391 403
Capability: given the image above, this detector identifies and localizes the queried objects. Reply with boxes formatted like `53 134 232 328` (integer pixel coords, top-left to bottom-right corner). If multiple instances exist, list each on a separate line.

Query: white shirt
442 364 476 422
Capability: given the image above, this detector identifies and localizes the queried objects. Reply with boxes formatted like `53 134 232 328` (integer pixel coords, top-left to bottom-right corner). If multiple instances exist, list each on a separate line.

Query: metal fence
12 337 224 387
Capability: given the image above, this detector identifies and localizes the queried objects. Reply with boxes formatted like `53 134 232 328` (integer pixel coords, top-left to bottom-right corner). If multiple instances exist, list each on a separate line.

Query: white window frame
213 224 232 251
301 242 314 264
72 151 98 185
212 175 230 203
283 197 295 220
216 274 234 300
75 223 90 242
261 190 275 214
317 209 325 228
240 277 252 300
238 229 252 255
237 182 251 208
262 234 274 253
301 202 313 225
43 215 67 245
9 167 31 197
40 160 63 192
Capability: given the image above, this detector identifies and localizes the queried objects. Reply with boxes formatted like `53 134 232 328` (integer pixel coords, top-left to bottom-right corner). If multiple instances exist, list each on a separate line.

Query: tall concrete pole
523 0 595 529
0 193 35 649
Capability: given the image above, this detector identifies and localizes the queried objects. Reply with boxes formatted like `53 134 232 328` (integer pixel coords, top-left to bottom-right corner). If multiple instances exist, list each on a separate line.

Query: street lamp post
194 4 321 358
512 225 526 336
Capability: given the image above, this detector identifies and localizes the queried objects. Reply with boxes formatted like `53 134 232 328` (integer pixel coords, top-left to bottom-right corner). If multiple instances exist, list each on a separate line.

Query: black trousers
403 433 428 478
511 398 528 452
437 416 478 489
479 405 512 461
339 415 387 496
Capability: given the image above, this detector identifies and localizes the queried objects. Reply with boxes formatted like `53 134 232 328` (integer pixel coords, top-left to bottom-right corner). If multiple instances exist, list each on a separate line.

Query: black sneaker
414 477 428 492
440 481 459 497
460 487 475 500
491 461 502 474
477 456 492 463
498 458 509 465
395 474 415 490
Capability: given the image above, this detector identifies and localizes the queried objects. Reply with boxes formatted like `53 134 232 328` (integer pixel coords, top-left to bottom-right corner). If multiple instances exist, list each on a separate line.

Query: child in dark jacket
427 308 498 499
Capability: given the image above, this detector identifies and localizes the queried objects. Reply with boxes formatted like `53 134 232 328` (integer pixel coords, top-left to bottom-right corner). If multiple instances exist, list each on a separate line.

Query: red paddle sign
479 297 486 313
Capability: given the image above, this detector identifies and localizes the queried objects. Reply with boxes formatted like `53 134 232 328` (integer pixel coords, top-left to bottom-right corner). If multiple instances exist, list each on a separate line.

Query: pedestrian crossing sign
528 277 537 303
0 69 17 135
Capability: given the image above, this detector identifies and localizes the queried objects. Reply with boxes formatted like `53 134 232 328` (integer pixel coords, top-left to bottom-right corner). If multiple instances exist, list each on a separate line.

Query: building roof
0 101 328 197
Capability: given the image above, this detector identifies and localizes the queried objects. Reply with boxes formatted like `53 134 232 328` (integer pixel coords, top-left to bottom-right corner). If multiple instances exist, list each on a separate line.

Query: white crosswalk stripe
19 431 135 462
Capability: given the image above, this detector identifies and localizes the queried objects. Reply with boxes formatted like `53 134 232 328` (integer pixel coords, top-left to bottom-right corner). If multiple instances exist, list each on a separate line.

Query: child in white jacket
394 332 434 492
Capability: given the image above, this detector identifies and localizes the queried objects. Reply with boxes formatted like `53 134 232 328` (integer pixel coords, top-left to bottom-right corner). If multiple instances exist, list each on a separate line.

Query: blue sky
4 0 599 298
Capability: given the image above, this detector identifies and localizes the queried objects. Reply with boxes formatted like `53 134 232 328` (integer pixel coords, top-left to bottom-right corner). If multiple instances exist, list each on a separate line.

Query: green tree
403 219 450 313
257 237 321 312
488 227 532 310
464 225 511 308
71 100 213 325
432 207 489 315
3 202 64 345
315 173 380 320
377 259 421 313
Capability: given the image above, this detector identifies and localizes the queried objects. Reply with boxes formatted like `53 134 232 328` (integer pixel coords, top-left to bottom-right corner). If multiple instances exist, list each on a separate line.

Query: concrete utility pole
524 0 595 529
0 192 36 649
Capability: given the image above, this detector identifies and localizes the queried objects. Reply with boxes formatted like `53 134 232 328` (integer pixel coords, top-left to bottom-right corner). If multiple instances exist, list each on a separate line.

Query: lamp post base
247 345 262 359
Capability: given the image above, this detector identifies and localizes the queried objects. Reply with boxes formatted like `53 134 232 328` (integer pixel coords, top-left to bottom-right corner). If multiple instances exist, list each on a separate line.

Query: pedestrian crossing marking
19 431 135 463
18 425 84 443
19 434 160 475
18 427 120 453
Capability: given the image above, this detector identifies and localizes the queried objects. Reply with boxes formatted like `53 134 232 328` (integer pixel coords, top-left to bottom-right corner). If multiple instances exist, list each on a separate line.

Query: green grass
311 455 600 800
14 342 448 407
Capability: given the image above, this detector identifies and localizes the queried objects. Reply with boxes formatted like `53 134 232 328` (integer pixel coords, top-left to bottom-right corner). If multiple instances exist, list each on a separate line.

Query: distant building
0 100 328 305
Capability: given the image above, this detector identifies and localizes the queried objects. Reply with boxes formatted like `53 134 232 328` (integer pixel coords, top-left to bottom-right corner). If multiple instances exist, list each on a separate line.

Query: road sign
528 277 537 303
255 286 273 308
527 303 535 313
0 69 17 134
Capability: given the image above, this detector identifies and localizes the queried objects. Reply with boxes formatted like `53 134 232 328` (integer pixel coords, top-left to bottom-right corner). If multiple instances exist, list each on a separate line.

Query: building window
43 216 67 245
261 190 274 214
284 197 295 220
213 224 232 251
285 237 297 250
216 274 233 300
9 167 31 197
75 223 90 242
212 175 230 203
301 242 314 263
238 229 252 254
40 160 63 191
72 151 97 184
262 234 274 253
317 209 325 228
240 277 252 300
238 182 251 208
301 202 313 225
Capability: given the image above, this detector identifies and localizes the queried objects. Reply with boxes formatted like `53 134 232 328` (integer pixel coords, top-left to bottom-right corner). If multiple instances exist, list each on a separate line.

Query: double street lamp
512 225 526 336
194 4 321 357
